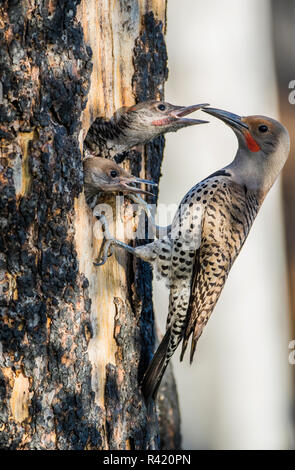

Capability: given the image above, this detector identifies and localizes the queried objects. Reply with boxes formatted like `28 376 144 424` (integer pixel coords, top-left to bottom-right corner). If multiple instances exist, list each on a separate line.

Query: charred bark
0 0 180 450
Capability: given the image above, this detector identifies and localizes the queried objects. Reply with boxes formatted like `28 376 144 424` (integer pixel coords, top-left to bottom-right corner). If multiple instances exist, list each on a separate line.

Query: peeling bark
0 0 181 450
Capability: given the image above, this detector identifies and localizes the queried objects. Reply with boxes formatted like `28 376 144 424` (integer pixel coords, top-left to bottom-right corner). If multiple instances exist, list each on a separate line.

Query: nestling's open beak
133 177 158 186
119 176 157 197
170 103 210 126
201 107 249 131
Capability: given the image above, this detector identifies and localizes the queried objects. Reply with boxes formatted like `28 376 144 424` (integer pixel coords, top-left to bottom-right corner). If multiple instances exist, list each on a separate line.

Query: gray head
202 107 290 194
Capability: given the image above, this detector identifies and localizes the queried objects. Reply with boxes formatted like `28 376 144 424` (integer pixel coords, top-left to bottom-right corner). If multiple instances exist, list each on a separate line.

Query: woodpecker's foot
93 213 141 266
93 214 115 266
93 237 114 266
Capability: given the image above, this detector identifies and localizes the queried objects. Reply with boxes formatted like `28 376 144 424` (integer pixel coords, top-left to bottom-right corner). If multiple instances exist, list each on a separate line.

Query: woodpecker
84 156 169 238
83 157 156 204
94 108 290 401
84 101 209 158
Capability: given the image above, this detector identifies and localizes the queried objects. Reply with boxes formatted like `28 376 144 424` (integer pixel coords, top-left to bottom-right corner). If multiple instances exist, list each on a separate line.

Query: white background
153 0 294 450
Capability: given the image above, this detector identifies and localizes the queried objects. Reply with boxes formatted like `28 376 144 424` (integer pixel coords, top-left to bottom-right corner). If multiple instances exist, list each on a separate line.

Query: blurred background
153 0 295 450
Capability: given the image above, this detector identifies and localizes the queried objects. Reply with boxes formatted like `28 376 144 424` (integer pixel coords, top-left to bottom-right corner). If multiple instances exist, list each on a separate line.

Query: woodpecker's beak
118 176 157 197
133 177 158 186
170 103 210 126
201 107 249 132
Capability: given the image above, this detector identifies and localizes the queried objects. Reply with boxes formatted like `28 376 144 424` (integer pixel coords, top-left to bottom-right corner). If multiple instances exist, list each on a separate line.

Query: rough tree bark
0 0 181 450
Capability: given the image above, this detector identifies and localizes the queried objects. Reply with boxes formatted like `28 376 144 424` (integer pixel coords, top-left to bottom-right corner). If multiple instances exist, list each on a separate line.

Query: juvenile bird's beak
133 176 158 186
118 176 157 197
201 107 249 132
170 103 210 126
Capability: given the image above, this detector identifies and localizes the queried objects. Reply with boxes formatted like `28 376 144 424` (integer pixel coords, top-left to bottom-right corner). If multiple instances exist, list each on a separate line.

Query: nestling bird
84 101 209 158
84 157 169 238
94 108 290 401
83 157 157 205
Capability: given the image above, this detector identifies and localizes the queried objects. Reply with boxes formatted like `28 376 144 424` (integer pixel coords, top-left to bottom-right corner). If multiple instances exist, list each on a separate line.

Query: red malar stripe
245 131 260 152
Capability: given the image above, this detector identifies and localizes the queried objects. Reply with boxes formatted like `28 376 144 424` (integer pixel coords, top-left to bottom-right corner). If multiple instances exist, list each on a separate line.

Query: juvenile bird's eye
258 125 268 133
110 170 118 178
158 104 166 111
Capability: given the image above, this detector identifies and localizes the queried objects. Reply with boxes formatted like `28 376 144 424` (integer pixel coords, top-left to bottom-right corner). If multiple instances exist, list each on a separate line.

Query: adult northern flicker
84 101 209 158
94 108 290 401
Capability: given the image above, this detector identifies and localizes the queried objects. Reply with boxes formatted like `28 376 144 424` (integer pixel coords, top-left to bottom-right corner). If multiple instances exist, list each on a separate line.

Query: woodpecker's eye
110 170 118 178
258 125 268 133
158 104 166 111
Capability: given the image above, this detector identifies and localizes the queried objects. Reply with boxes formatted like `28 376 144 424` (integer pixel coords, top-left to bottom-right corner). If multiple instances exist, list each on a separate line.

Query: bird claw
93 239 114 266
93 213 114 267
93 259 107 267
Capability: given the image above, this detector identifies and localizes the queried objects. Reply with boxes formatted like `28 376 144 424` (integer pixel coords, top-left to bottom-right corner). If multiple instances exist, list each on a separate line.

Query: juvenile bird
94 108 290 401
84 157 169 239
83 157 156 204
84 101 209 158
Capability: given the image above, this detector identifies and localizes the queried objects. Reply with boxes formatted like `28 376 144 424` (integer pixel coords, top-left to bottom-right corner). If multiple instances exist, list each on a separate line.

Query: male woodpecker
94 108 290 401
84 101 209 158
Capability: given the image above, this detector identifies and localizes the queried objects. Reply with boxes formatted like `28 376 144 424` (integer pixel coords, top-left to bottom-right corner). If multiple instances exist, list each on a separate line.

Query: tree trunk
0 0 181 450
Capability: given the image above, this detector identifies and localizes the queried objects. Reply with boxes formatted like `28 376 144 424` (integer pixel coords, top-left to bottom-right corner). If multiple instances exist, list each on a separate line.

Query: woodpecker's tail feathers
180 315 193 362
180 322 202 364
180 334 190 362
141 328 171 402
